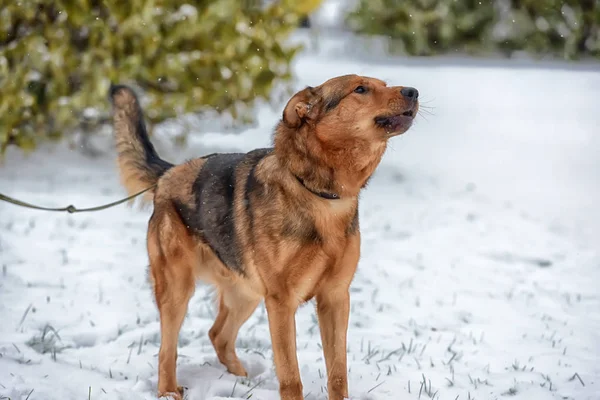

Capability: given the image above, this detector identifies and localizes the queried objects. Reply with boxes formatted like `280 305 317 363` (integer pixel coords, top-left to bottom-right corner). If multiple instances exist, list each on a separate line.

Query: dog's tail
109 84 173 202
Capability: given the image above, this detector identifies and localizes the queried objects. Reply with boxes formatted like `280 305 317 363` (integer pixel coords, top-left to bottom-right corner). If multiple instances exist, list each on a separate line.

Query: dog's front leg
316 287 350 400
316 235 359 400
265 295 303 400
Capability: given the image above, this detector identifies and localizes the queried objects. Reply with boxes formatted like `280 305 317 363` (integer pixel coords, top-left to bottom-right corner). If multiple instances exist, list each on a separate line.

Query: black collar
294 175 340 200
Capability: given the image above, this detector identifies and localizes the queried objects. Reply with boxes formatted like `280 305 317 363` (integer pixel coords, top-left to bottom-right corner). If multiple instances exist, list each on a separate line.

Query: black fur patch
195 153 243 271
176 148 272 273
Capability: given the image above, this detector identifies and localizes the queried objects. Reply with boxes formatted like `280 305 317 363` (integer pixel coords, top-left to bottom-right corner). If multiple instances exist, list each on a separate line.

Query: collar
294 175 340 200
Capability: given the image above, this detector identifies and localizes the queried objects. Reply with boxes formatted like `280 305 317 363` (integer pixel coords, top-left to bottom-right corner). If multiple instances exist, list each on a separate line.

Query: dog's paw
157 387 186 400
157 393 180 400
226 360 248 377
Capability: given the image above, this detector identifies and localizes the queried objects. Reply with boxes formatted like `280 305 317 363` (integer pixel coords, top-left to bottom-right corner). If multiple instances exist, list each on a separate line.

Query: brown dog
109 75 418 400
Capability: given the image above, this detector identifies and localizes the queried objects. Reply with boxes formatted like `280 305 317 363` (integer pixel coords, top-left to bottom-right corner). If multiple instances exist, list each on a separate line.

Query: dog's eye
354 86 367 94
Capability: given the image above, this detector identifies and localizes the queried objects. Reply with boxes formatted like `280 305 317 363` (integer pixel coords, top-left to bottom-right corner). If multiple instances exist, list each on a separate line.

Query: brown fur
110 75 419 400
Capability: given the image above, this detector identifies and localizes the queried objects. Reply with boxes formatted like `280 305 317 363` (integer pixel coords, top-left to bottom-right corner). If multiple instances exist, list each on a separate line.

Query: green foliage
346 0 600 60
346 0 496 56
496 0 600 60
0 0 321 153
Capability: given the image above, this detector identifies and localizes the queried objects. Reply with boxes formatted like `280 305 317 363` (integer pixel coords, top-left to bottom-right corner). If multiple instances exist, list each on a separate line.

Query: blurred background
1 2 599 400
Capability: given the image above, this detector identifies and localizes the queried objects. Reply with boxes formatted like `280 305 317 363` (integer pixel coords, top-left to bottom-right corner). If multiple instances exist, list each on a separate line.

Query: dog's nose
400 87 419 100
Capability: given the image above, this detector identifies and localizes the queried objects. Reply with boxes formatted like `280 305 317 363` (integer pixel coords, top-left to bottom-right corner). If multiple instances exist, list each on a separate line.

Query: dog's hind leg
149 207 196 400
155 274 193 399
209 285 260 376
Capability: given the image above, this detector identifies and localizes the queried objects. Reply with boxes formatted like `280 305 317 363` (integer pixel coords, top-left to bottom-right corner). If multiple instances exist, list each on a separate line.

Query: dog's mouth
375 108 416 136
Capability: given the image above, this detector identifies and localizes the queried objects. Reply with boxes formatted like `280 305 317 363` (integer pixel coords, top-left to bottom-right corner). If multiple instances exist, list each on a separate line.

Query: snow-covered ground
1 36 599 400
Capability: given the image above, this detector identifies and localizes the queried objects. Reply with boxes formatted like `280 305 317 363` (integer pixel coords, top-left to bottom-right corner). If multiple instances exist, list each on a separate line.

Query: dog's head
282 74 418 140
274 74 419 196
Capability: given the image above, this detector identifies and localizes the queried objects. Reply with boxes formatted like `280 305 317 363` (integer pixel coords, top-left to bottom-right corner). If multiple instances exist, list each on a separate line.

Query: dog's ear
282 86 321 128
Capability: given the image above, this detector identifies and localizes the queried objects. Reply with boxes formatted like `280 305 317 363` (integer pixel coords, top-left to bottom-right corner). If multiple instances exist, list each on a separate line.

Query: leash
0 185 156 214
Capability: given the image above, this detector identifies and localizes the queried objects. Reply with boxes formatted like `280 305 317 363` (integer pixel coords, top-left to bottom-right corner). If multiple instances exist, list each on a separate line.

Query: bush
0 0 322 154
345 0 600 60
346 0 496 56
494 0 600 60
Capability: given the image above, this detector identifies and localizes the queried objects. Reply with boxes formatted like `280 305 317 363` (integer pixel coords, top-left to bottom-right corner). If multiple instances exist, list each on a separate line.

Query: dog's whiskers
417 110 433 120
418 98 436 105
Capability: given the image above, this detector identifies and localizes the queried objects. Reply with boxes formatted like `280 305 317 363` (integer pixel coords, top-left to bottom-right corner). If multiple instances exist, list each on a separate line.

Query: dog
109 74 419 400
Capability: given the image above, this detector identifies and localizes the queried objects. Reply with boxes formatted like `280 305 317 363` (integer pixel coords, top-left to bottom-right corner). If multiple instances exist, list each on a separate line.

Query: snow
1 36 599 400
